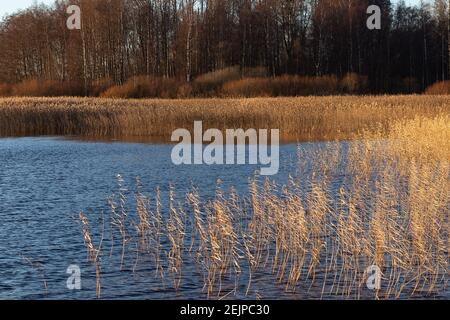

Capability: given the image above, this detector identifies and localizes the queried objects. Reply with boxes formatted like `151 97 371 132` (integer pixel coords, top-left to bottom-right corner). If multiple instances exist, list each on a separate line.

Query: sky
0 0 54 19
0 0 424 20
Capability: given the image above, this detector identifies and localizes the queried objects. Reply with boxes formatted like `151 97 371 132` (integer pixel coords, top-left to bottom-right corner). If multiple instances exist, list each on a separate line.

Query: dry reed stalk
135 177 151 253
152 187 164 279
282 180 308 291
249 178 269 270
187 188 207 258
109 175 131 270
79 212 103 299
306 177 329 285
166 187 185 291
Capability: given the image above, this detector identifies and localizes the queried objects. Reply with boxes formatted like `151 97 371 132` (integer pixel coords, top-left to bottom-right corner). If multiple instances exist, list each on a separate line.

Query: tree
0 0 447 93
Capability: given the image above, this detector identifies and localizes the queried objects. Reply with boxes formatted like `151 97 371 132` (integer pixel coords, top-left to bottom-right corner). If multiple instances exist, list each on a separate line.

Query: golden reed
79 115 449 299
0 95 448 142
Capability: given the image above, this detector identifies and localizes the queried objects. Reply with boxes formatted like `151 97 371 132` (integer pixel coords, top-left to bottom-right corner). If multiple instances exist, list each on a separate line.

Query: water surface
0 137 447 300
0 137 298 299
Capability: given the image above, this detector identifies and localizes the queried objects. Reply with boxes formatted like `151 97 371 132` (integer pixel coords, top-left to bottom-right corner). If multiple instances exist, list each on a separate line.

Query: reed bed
0 96 448 142
78 115 449 299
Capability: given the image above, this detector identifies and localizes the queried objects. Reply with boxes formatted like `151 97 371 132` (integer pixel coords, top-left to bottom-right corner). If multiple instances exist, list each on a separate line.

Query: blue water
0 137 300 299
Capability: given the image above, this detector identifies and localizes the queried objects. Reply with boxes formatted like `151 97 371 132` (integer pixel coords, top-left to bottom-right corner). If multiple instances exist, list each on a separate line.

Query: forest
0 0 449 97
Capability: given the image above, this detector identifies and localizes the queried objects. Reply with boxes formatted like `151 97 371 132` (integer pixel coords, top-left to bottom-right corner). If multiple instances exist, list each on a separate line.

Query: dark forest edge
0 0 449 98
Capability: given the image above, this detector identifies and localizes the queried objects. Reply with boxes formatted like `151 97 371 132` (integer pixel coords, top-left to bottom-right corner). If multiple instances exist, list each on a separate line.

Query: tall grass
78 115 449 299
79 212 103 299
0 95 448 142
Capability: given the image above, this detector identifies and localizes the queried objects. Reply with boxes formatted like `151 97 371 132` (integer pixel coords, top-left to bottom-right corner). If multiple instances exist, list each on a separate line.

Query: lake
0 137 299 299
0 137 448 300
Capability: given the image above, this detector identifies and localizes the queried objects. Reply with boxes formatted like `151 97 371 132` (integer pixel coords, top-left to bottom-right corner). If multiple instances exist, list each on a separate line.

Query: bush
13 79 42 96
270 75 339 96
221 75 341 97
425 81 450 95
0 83 12 96
193 66 241 96
340 73 368 94
101 76 182 99
12 79 84 97
89 78 114 97
222 78 271 97
176 83 193 98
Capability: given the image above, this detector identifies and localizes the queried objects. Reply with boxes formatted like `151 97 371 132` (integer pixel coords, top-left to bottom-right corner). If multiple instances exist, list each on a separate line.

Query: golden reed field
78 114 449 300
0 95 449 141
23 95 442 299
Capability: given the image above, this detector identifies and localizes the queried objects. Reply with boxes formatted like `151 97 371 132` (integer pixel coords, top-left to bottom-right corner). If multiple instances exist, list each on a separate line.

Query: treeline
0 0 449 97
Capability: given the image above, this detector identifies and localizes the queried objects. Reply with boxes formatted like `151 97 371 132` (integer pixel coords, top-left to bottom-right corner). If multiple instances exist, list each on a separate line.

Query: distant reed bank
0 95 448 142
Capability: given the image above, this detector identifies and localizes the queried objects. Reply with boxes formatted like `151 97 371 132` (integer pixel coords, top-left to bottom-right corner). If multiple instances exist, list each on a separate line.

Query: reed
79 212 103 299
0 96 448 142
135 177 151 254
76 114 449 299
109 175 130 270
166 186 186 291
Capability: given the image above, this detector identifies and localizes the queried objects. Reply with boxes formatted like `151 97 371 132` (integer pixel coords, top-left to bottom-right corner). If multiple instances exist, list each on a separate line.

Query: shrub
425 81 450 95
340 73 368 94
271 75 339 96
101 76 182 99
177 83 193 98
158 78 183 99
89 78 115 97
221 78 271 97
13 79 43 96
193 66 241 96
308 75 340 95
0 83 12 96
221 75 341 97
11 79 84 97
